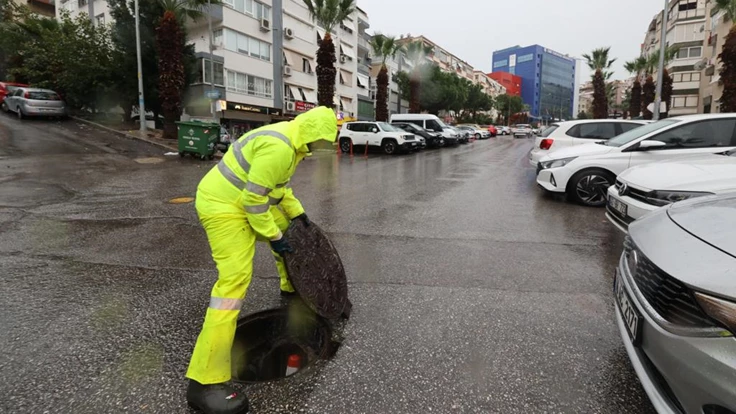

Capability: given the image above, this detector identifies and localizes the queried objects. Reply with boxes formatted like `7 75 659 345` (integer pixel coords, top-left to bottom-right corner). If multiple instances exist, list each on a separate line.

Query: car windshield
378 122 401 132
515 124 531 128
27 91 60 100
540 125 559 137
604 120 679 147
7 86 21 93
436 119 450 128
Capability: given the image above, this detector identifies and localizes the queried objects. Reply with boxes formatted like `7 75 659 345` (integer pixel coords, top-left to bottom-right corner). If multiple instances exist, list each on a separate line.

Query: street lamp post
208 0 216 117
654 0 669 120
134 0 146 133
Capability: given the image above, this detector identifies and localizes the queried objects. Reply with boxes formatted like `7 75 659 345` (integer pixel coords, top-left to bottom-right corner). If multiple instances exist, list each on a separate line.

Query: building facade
492 45 576 121
699 0 731 113
56 0 112 25
15 0 55 18
487 72 521 96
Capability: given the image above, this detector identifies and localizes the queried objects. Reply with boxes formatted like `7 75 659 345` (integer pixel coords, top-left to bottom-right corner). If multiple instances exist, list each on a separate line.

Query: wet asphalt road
0 114 656 414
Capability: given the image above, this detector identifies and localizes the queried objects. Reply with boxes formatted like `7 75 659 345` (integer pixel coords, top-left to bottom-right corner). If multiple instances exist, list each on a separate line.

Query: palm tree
624 57 646 118
404 40 432 113
303 0 355 109
370 34 401 122
155 0 208 139
583 47 616 119
715 0 736 111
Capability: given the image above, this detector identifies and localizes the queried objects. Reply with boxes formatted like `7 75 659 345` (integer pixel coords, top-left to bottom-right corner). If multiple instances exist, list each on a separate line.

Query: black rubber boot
187 380 249 414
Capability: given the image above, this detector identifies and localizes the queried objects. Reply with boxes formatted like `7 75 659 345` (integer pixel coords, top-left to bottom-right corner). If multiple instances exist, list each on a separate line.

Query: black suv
391 122 444 148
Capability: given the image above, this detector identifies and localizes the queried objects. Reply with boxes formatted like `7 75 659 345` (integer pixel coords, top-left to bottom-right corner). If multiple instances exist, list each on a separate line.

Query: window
302 58 312 73
650 119 736 148
619 123 643 133
78 0 87 6
224 29 271 61
226 0 270 20
225 70 272 98
493 59 508 69
202 59 224 86
678 0 697 11
213 29 223 46
567 123 618 139
95 14 105 26
677 46 702 59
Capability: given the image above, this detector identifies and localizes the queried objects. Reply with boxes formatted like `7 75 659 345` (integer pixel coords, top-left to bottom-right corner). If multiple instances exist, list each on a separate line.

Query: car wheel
567 169 616 207
438 138 446 147
0 102 7 112
382 139 398 155
475 133 481 140
339 137 352 154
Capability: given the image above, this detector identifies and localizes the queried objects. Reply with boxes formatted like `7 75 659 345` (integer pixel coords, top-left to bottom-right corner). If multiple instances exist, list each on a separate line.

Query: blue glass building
492 45 576 121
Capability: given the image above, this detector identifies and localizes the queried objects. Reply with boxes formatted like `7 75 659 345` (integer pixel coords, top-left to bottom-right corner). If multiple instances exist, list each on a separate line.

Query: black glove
295 213 310 227
270 237 294 255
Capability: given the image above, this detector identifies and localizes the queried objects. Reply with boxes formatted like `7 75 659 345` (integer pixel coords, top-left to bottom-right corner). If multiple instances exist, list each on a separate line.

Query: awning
303 88 317 103
283 49 301 67
357 74 369 89
340 98 350 112
340 43 355 60
288 85 302 101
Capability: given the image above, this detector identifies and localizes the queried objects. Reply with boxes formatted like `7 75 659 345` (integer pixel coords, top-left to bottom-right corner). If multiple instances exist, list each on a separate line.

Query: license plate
615 273 641 345
608 196 628 217
411 143 417 147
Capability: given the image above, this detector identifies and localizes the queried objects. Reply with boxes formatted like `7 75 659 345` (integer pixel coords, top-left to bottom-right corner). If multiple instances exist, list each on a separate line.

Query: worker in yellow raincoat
186 106 337 414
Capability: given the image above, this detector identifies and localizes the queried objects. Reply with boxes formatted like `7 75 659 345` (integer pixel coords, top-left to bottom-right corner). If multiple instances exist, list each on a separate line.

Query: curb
70 116 178 152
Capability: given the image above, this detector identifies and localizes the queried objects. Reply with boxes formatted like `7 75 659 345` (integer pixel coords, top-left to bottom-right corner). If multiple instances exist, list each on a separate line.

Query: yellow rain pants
186 107 337 384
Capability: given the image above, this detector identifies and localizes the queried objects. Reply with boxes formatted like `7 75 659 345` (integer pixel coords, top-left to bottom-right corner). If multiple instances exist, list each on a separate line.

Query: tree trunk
374 65 389 121
662 69 673 119
642 76 655 120
316 33 336 109
592 69 608 119
629 80 641 118
718 26 736 112
409 69 420 113
155 11 185 139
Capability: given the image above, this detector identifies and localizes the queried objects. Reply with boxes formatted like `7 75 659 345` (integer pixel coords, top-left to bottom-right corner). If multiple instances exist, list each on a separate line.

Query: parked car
450 126 470 144
497 126 511 135
457 124 491 140
529 120 649 167
392 122 444 148
485 125 498 137
536 114 736 207
339 121 419 155
390 113 459 147
3 87 66 119
614 193 736 414
606 150 736 232
511 124 533 138
0 82 28 112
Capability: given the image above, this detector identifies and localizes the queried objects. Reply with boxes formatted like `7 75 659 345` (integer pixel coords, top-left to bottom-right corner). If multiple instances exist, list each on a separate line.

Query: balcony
668 8 706 28
358 36 369 51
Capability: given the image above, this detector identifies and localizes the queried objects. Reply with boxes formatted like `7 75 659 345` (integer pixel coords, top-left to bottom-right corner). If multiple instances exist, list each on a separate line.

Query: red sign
295 101 316 112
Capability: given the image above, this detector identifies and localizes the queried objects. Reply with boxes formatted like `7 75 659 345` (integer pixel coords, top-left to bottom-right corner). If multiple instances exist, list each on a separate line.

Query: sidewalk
71 116 178 152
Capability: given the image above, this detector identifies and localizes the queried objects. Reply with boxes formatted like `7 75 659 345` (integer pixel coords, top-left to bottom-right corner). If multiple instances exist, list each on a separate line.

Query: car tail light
540 138 554 150
24 91 30 98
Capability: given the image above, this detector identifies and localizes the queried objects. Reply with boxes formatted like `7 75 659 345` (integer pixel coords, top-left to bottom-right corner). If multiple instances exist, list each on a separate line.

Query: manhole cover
134 157 165 164
283 220 351 320
231 305 337 383
168 197 194 204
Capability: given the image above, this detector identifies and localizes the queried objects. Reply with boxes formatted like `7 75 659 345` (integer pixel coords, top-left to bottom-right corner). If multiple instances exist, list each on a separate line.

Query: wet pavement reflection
0 115 653 413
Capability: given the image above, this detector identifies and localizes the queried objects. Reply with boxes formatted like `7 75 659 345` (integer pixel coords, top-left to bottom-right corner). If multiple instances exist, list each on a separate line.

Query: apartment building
473 70 506 119
55 0 372 134
56 0 112 26
698 0 731 113
14 0 55 18
642 0 707 115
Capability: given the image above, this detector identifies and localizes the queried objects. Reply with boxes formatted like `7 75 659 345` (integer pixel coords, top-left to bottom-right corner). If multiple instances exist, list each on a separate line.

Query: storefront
219 100 287 138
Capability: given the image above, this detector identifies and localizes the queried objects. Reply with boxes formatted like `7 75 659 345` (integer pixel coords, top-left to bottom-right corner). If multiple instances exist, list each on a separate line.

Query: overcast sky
358 0 664 83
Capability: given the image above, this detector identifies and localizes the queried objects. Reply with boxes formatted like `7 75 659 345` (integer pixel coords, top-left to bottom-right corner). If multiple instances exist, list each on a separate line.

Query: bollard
364 141 369 158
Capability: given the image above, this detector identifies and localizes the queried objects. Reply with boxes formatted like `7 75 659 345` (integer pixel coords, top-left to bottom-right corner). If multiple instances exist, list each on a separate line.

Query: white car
339 121 419 155
497 126 511 135
511 124 533 138
457 124 491 140
536 114 736 207
606 150 736 232
529 120 648 167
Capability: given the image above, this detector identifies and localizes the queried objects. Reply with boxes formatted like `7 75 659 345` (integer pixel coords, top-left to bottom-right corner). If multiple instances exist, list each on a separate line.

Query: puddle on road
231 304 339 383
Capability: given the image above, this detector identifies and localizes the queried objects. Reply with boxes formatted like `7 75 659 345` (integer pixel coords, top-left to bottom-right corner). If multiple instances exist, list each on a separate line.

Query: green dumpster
176 121 219 160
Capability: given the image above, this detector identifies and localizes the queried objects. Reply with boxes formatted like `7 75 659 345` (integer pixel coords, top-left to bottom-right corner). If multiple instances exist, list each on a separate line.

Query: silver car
615 193 736 414
4 87 67 119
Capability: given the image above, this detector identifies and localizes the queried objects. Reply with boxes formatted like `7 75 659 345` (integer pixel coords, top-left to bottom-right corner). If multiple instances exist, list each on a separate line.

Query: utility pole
654 0 669 120
208 0 215 117
134 0 146 133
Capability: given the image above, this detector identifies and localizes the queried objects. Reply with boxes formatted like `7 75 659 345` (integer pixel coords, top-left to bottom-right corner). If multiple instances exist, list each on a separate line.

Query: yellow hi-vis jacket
206 106 337 239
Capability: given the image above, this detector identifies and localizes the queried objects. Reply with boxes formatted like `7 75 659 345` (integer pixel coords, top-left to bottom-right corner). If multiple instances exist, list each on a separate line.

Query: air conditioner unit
286 101 296 111
283 66 292 76
340 55 347 63
284 27 294 39
260 18 270 32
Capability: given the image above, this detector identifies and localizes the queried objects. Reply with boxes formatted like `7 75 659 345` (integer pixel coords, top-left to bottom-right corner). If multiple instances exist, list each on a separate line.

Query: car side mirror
637 140 667 150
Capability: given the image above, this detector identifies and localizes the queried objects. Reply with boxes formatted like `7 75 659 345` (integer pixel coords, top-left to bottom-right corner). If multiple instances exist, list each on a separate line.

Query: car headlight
539 157 577 170
644 190 714 207
694 292 736 335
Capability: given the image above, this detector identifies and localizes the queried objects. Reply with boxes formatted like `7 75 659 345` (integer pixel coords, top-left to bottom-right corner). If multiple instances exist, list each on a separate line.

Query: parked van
389 114 458 145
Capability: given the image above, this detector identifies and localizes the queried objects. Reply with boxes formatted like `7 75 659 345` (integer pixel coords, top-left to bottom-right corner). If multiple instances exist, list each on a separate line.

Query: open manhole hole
231 304 339 383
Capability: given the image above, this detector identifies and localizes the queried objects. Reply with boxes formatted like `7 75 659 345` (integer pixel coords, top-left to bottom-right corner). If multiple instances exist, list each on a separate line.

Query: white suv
529 120 648 167
339 122 419 155
536 114 736 207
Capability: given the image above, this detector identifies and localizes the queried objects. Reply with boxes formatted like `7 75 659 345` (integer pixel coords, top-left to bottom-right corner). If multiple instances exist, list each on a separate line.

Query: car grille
624 238 716 328
615 179 652 204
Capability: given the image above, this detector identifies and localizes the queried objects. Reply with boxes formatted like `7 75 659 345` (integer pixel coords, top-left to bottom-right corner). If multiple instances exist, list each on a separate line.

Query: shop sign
225 101 283 116
295 101 316 112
